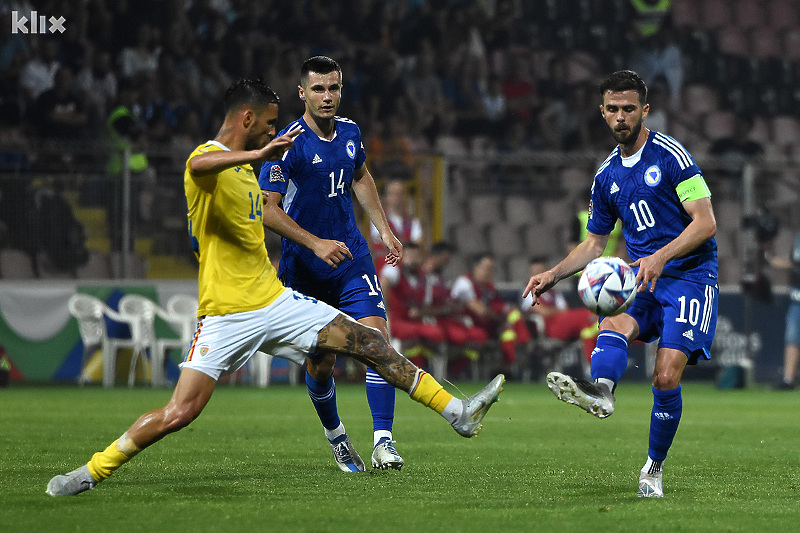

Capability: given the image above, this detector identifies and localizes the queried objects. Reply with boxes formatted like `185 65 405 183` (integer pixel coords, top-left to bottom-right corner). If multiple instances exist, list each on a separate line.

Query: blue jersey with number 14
587 130 718 285
258 116 369 282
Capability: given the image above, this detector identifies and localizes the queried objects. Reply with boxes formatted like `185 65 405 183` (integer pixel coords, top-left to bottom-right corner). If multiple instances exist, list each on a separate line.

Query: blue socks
649 385 683 462
306 368 396 446
366 368 395 436
590 331 629 384
305 372 341 432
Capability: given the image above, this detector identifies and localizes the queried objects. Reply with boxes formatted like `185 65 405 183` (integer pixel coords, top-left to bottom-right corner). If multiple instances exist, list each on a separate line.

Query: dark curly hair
223 78 280 114
599 70 647 105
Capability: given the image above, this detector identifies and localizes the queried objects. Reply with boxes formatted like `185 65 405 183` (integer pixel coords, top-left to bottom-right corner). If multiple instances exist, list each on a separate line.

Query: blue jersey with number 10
587 130 718 285
258 116 369 282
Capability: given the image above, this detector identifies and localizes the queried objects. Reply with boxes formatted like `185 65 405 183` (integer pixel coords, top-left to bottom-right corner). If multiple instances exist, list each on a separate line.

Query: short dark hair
599 70 647 105
471 252 494 267
223 78 279 114
430 241 455 255
300 56 342 86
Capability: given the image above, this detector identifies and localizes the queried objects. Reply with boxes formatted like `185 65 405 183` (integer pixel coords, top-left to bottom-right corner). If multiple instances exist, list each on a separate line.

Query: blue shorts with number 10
618 275 718 365
280 253 387 322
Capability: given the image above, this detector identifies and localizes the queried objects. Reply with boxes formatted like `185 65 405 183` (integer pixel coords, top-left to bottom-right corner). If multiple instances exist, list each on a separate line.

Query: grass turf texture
2 382 799 532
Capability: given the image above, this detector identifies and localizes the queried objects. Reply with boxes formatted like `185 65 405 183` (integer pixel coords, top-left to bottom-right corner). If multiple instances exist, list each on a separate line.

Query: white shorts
179 289 341 380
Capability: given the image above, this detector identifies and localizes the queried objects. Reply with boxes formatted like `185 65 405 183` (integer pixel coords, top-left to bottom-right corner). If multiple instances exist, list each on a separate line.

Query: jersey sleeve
355 123 367 169
659 134 703 187
259 150 292 194
585 176 616 236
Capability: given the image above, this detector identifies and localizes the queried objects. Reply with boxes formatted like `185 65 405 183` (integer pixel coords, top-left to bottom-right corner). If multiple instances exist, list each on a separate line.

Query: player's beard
612 118 642 148
246 130 272 151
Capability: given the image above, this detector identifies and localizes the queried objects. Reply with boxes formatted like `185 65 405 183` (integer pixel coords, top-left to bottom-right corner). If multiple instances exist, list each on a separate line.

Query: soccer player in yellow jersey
46 78 505 496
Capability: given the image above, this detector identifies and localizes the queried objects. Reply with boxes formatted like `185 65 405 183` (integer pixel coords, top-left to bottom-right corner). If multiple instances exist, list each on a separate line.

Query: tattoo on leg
318 315 417 390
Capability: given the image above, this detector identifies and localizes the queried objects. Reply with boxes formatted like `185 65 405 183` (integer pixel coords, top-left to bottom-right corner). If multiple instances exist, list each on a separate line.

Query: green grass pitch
1 382 799 532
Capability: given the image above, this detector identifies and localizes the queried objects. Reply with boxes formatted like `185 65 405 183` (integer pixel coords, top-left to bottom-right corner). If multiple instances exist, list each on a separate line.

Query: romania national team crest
198 344 210 358
346 140 356 159
644 165 661 186
269 164 284 182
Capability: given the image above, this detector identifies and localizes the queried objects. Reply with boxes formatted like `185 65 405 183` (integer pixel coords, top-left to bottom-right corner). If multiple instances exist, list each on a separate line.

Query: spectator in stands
76 50 118 121
502 51 538 122
365 119 414 181
630 0 672 40
537 81 595 151
642 77 671 134
422 241 488 377
404 42 444 137
30 66 89 140
481 74 507 136
0 10 29 97
709 113 764 175
451 253 531 378
630 19 683 108
119 24 161 80
370 180 423 272
380 242 448 368
521 256 599 364
768 231 800 390
0 101 29 251
18 37 60 106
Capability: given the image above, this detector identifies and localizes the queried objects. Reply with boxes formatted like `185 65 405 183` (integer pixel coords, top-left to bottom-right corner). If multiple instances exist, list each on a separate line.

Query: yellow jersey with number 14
185 141 285 317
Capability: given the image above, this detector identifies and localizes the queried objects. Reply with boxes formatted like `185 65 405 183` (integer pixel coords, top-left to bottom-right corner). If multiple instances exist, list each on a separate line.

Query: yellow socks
86 432 141 481
409 370 453 414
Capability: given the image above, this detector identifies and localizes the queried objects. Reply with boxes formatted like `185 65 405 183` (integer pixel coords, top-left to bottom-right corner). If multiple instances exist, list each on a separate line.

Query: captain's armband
676 174 711 202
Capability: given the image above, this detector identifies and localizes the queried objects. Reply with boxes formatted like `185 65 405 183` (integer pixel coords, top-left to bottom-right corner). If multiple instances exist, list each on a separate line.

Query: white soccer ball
577 257 637 316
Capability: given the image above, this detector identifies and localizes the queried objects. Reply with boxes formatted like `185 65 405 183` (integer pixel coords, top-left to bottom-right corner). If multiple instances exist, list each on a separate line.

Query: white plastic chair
68 293 139 387
117 294 160 387
155 294 199 381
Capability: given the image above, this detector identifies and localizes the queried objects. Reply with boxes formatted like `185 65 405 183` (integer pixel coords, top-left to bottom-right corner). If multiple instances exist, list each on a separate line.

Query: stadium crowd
5 0 784 164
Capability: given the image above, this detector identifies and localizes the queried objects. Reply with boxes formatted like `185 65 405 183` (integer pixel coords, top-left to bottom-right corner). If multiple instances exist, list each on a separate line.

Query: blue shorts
785 300 800 346
618 276 718 365
281 253 387 321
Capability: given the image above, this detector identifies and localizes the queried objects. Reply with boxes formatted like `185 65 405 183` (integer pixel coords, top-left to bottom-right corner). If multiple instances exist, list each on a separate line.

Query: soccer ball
577 257 637 316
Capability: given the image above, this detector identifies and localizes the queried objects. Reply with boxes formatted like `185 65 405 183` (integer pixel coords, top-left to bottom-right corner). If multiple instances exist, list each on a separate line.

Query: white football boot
547 371 615 419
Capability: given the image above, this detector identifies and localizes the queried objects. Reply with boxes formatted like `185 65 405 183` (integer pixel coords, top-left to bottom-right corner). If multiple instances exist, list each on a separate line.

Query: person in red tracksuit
450 253 531 377
521 257 598 364
381 242 486 375
370 180 423 275
381 243 446 361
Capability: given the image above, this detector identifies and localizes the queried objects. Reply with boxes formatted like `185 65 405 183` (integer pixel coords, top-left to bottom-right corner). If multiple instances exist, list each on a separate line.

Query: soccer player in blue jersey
259 56 406 471
524 70 718 498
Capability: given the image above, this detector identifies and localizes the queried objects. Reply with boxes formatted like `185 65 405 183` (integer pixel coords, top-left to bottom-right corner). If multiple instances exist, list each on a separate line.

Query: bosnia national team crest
346 140 356 159
269 164 284 182
644 165 661 186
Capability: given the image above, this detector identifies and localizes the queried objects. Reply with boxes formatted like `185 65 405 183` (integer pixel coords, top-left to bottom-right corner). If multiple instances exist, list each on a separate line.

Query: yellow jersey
185 141 285 317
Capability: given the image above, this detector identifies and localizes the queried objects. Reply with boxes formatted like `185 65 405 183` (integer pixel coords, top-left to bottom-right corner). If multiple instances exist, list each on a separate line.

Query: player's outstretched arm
352 164 402 266
523 232 609 304
188 128 302 177
632 197 716 292
261 190 353 268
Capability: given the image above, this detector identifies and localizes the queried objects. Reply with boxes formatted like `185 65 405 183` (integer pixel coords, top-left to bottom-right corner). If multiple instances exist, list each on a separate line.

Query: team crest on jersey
644 165 661 186
198 344 210 358
269 164 284 182
346 140 356 159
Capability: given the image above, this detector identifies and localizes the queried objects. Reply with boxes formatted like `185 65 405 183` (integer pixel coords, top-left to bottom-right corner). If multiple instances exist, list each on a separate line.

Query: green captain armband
676 174 711 202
